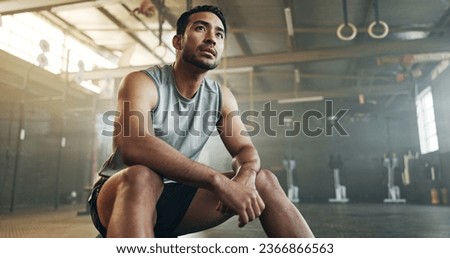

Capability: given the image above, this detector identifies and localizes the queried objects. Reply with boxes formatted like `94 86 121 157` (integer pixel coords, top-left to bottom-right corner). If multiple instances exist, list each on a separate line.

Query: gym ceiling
1 0 449 109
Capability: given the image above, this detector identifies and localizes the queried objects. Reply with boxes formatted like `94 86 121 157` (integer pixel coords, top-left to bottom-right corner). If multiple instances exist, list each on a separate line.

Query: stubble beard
183 51 220 71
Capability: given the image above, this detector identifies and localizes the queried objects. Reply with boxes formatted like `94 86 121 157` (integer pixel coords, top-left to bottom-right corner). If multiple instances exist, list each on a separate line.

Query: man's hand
214 171 265 227
133 0 156 17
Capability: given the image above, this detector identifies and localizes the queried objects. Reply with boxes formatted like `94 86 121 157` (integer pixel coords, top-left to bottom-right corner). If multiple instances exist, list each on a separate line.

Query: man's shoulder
141 64 173 86
119 70 158 95
143 64 172 75
118 71 159 108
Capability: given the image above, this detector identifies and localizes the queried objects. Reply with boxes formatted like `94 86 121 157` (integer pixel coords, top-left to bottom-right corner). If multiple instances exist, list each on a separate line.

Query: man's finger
238 211 249 228
252 199 261 218
257 195 265 213
246 206 256 222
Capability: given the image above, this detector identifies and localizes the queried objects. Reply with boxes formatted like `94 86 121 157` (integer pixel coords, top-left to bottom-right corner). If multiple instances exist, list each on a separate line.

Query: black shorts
88 177 198 238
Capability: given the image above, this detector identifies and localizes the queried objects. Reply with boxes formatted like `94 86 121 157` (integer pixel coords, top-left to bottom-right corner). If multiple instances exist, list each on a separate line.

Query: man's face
178 12 225 70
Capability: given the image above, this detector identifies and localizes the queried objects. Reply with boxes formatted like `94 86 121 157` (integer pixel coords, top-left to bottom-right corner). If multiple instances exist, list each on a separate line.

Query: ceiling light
284 7 294 36
278 96 324 104
395 31 428 41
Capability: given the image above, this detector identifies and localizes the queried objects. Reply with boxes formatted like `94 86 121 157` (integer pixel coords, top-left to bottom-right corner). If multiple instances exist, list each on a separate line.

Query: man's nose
204 31 216 45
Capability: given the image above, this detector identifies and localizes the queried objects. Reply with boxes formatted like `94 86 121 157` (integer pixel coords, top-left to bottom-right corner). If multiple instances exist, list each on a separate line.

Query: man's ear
172 35 182 50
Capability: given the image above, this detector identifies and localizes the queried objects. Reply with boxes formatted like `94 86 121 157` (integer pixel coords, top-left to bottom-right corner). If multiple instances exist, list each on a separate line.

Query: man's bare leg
174 170 313 237
96 165 164 237
172 172 235 236
256 169 314 237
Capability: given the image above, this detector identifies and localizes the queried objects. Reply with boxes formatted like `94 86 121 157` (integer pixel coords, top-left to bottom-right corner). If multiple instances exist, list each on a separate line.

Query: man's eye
196 26 206 31
216 33 224 39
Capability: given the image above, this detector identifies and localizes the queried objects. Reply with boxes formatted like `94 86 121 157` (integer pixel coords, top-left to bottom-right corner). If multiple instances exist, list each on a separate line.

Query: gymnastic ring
368 20 389 39
336 23 357 41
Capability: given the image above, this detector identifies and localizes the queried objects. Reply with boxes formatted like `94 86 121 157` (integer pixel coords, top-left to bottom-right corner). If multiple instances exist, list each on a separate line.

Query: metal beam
377 52 450 65
228 25 443 34
218 37 450 69
67 65 254 81
0 0 90 15
68 65 391 82
253 71 392 81
74 37 450 80
96 7 165 63
431 4 450 37
49 0 121 12
41 11 119 62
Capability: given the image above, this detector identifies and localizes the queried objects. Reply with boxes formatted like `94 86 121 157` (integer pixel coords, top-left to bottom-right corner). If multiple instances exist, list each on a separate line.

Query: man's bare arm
218 86 261 178
217 86 266 226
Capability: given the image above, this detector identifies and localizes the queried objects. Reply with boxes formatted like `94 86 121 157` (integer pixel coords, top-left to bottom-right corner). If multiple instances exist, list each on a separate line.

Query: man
88 5 314 238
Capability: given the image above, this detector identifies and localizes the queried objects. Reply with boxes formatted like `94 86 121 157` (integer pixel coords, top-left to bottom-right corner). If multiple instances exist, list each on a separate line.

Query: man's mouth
199 47 216 57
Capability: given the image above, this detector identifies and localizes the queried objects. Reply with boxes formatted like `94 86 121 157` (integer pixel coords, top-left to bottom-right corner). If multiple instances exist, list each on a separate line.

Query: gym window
415 86 439 154
0 13 116 93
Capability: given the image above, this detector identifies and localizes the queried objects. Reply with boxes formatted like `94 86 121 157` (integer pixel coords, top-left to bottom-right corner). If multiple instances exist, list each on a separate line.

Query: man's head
176 5 227 36
172 5 227 71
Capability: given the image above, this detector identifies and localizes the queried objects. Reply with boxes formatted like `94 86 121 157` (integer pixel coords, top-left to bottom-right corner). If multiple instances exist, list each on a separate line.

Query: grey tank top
98 64 222 178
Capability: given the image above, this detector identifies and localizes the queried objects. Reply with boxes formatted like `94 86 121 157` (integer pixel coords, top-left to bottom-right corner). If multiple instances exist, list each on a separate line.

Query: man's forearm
119 135 224 190
231 145 261 176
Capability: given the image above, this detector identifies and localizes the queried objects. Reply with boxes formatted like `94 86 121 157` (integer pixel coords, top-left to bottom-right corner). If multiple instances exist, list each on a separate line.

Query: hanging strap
342 0 349 26
158 0 166 46
373 0 380 25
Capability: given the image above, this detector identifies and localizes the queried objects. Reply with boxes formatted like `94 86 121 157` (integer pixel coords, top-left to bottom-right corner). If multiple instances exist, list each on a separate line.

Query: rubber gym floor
1 203 450 238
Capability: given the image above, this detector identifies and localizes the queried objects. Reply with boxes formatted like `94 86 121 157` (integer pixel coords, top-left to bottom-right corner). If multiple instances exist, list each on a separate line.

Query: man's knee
256 169 281 192
119 165 163 191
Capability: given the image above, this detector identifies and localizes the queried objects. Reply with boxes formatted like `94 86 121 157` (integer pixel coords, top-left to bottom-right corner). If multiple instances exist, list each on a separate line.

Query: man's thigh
172 172 235 236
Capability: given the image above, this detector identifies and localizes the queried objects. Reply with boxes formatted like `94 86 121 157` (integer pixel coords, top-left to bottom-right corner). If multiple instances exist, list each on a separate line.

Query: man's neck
173 61 208 99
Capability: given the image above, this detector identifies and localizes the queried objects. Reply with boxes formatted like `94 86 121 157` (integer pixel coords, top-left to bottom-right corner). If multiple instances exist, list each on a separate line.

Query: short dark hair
176 5 227 36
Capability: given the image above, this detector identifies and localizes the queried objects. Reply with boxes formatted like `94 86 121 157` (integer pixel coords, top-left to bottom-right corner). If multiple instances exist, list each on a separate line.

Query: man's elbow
232 145 260 166
116 138 141 166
